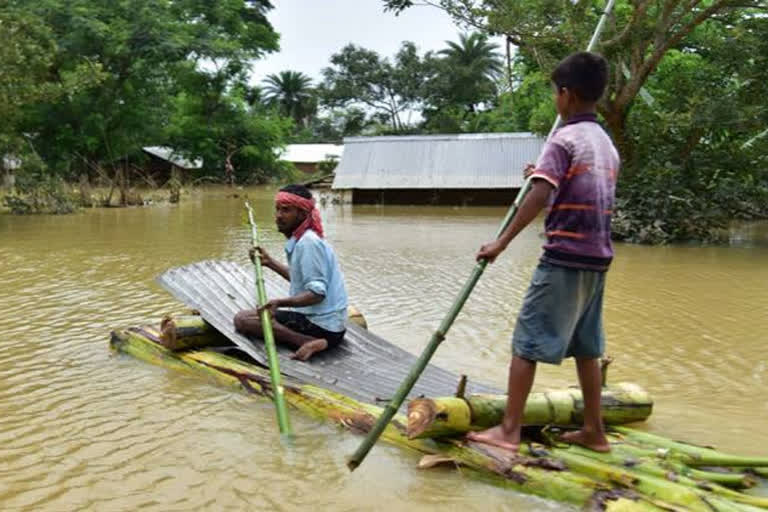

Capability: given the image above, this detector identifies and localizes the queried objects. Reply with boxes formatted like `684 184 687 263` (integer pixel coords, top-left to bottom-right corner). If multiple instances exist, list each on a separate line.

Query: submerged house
110 146 203 187
138 146 203 185
332 133 546 205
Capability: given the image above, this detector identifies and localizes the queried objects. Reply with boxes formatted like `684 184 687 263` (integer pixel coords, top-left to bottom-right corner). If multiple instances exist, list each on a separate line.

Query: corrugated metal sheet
332 133 545 190
142 146 203 169
157 261 499 406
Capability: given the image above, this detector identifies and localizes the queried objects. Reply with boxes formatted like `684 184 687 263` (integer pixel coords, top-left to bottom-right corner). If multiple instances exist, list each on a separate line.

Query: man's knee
233 311 254 333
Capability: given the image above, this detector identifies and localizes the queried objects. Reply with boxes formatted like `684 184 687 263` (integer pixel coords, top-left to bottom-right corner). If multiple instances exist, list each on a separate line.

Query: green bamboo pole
347 177 533 470
348 0 620 472
245 201 292 437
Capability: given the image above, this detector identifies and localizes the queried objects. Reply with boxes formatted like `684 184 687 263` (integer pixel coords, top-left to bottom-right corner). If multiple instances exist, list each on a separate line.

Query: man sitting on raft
234 184 348 361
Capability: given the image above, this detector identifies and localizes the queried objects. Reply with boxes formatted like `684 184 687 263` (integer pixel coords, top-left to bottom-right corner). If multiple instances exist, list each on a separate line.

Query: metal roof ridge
342 132 541 143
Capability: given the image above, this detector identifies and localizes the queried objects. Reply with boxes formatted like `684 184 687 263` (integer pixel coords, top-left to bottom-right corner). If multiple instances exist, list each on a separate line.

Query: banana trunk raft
110 315 768 512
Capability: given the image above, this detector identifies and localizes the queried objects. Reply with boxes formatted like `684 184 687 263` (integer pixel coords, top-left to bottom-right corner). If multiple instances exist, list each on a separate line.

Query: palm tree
262 71 317 127
437 33 503 112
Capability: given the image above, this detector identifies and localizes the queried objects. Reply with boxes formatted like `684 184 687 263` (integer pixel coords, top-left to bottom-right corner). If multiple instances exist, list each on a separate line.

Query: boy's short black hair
551 52 608 103
280 184 312 199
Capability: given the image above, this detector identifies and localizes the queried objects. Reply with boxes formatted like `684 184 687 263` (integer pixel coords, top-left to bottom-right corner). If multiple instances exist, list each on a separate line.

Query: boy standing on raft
468 52 619 453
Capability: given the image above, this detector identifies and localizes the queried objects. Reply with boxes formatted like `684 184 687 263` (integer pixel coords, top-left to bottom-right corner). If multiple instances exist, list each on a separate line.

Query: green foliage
382 0 768 244
262 71 317 128
166 86 293 185
320 42 432 132
0 6 105 153
301 107 373 142
427 32 502 113
317 157 340 175
613 165 768 244
613 15 768 243
3 173 78 215
3 0 284 191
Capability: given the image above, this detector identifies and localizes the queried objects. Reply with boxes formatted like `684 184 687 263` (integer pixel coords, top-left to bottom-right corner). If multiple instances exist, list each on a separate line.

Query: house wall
293 162 319 174
350 188 523 206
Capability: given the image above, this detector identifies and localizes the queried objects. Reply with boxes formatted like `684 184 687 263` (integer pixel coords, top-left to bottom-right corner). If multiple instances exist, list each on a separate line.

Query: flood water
1 186 766 511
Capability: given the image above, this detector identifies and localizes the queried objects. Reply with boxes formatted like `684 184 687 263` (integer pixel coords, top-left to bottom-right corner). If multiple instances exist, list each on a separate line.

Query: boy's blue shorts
512 261 606 365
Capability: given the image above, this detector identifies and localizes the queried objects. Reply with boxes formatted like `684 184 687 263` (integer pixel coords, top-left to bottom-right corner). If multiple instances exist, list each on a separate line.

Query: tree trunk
602 105 632 170
225 149 235 187
406 383 653 440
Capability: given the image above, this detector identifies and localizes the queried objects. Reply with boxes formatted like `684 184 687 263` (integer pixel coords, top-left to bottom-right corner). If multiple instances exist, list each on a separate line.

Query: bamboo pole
407 382 653 439
245 201 292 437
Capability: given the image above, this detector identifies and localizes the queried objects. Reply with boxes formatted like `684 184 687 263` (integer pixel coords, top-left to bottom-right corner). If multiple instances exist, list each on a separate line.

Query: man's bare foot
290 338 328 361
560 429 611 453
465 426 520 453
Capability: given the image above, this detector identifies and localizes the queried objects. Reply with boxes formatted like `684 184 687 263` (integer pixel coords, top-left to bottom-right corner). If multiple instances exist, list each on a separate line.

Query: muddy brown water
1 186 766 511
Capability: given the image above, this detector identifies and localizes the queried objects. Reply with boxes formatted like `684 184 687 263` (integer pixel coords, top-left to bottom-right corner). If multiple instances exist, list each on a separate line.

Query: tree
383 0 767 167
166 84 293 185
432 32 502 113
10 0 280 181
320 42 432 132
262 71 317 128
0 6 103 158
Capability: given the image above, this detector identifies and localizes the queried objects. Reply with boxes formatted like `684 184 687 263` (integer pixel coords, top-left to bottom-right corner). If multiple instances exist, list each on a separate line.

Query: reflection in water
0 186 766 511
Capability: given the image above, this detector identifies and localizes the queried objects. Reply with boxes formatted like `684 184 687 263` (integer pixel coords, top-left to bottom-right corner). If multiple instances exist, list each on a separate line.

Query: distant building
332 133 546 205
110 146 202 186
139 146 202 184
280 144 344 174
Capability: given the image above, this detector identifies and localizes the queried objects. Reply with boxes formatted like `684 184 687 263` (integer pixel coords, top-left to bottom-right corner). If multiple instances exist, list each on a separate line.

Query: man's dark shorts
513 261 606 365
274 310 346 349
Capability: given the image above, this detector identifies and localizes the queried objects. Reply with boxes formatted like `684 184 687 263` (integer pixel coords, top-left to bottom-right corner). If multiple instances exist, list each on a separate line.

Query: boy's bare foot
559 429 611 452
290 338 328 361
465 426 520 453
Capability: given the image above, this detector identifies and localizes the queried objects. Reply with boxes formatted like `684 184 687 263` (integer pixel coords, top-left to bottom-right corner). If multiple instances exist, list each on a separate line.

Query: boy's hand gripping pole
245 201 292 438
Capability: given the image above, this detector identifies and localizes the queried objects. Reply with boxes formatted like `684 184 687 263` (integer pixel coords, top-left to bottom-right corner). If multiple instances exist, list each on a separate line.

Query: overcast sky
250 0 499 84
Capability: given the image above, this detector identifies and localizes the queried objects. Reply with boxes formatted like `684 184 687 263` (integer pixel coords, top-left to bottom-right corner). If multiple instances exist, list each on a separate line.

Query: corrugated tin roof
156 260 498 405
332 132 545 189
280 144 344 164
142 146 203 169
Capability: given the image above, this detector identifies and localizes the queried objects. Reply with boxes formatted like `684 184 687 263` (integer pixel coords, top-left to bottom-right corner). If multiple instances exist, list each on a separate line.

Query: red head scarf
275 191 324 240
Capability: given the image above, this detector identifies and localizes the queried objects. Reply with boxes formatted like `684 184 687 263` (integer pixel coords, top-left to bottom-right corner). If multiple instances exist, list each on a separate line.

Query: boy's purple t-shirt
529 113 620 271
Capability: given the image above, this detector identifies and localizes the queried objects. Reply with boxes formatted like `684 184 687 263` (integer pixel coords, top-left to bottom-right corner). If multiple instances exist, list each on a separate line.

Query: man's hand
257 299 281 317
476 239 506 263
249 246 275 270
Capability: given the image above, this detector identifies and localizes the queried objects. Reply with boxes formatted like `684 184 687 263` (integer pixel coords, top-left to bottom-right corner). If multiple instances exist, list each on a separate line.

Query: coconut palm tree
437 33 503 112
262 71 317 127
